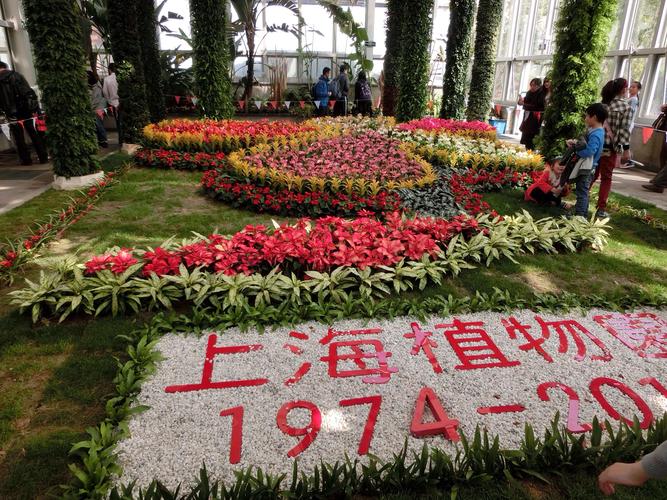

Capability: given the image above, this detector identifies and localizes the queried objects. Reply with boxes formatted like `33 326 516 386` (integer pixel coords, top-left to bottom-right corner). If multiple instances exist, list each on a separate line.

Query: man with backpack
0 61 48 165
312 67 331 116
331 65 349 117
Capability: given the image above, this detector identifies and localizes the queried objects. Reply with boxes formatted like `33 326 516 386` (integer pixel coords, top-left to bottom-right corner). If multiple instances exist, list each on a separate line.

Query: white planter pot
53 170 105 191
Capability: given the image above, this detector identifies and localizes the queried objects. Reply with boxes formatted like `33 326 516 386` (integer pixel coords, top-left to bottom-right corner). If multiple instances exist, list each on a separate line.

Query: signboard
117 310 667 489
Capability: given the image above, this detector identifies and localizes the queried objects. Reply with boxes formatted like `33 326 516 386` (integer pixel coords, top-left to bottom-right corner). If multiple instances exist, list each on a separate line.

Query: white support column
1 0 37 86
365 0 375 65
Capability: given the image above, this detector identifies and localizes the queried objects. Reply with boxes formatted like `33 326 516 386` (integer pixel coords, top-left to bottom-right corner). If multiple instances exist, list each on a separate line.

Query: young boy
565 103 608 218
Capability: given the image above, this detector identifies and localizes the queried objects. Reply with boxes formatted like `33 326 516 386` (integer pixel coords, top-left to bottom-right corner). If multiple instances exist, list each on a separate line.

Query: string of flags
0 113 47 141
165 94 373 112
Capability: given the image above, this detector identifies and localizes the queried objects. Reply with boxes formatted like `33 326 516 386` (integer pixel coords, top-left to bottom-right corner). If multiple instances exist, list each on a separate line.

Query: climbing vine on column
23 0 100 177
466 0 503 122
137 0 166 123
381 0 404 117
395 0 433 122
440 0 475 120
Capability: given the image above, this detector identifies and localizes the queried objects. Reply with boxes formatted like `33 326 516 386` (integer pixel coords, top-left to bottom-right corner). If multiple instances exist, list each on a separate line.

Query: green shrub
539 0 616 158
466 0 504 122
440 0 475 120
190 0 234 119
395 0 433 122
136 0 166 123
107 0 150 144
23 0 100 177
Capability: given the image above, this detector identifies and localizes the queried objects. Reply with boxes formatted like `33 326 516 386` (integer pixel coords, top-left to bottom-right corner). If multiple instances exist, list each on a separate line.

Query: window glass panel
531 0 550 55
267 56 298 79
631 0 661 49
372 59 383 79
497 0 515 57
608 0 629 50
493 62 508 100
302 5 333 52
648 57 666 118
509 61 525 100
374 6 388 58
513 0 532 56
158 0 191 51
261 5 300 53
598 58 616 89
314 57 333 77
432 6 450 50
335 5 365 53
629 56 649 85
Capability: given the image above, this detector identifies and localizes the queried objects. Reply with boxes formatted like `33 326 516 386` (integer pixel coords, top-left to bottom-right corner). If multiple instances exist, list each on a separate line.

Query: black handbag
652 112 667 131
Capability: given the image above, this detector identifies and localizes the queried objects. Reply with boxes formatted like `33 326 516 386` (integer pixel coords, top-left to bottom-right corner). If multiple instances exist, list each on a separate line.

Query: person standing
331 64 349 117
627 80 641 131
518 78 545 151
312 67 331 116
0 61 48 165
87 71 108 148
102 63 121 144
354 71 372 116
591 78 632 218
642 103 667 193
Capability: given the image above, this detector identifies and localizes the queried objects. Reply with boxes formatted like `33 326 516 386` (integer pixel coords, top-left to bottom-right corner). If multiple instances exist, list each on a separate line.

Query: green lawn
0 154 666 498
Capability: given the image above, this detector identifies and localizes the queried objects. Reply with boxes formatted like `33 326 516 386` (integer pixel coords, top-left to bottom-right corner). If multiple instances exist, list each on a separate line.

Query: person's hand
598 462 649 495
518 96 525 106
621 149 631 163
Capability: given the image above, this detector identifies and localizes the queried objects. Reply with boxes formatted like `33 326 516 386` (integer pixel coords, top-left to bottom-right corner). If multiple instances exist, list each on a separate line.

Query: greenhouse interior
0 0 666 498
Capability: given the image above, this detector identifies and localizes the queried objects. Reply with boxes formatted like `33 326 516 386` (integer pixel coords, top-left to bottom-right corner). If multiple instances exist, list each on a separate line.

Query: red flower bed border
200 169 402 218
84 211 481 277
134 148 226 171
0 171 120 284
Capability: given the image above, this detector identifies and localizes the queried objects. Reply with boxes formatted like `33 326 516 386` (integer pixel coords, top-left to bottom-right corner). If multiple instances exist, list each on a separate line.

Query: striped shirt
604 97 632 153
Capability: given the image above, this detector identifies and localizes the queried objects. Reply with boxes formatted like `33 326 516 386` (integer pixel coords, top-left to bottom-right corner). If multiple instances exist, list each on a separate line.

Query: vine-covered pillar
395 0 433 122
440 0 475 120
381 0 404 117
466 0 503 122
23 0 100 177
539 0 616 158
190 0 234 119
137 0 166 123
107 0 150 144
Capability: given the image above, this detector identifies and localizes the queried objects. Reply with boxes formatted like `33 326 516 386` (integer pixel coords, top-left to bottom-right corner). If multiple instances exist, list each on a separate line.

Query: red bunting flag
174 95 181 105
642 127 654 144
299 100 305 109
535 112 542 122
494 104 502 116
328 99 336 110
427 100 433 110
238 100 246 110
269 100 278 110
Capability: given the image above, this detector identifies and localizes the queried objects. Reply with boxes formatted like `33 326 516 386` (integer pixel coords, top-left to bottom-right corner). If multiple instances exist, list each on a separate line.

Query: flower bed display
202 131 438 217
133 148 227 170
11 212 610 322
396 117 496 140
142 119 316 153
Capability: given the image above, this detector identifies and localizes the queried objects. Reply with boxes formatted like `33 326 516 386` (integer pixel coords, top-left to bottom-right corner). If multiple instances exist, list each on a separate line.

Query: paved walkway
609 167 667 211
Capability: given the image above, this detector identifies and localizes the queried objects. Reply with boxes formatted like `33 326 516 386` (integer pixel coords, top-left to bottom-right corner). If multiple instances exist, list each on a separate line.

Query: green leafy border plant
11 212 613 322
0 168 124 285
395 0 433 122
62 288 667 498
466 0 503 122
440 0 475 120
23 0 100 177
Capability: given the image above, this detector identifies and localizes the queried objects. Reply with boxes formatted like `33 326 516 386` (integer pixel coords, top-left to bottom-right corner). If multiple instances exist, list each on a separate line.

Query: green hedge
190 0 234 119
381 0 404 117
107 0 150 144
23 0 100 177
136 0 166 123
539 0 616 158
395 0 433 122
466 0 503 122
440 0 475 120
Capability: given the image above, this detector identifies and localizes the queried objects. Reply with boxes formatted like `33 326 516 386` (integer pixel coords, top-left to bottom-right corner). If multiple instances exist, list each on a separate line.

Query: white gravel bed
115 309 667 490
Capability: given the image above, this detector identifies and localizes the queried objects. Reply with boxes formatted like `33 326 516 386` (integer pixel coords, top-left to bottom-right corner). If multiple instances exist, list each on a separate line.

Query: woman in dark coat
354 71 373 116
518 77 545 151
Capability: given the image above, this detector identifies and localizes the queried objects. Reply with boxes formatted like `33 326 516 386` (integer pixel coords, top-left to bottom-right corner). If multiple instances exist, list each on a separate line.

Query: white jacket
102 73 119 107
